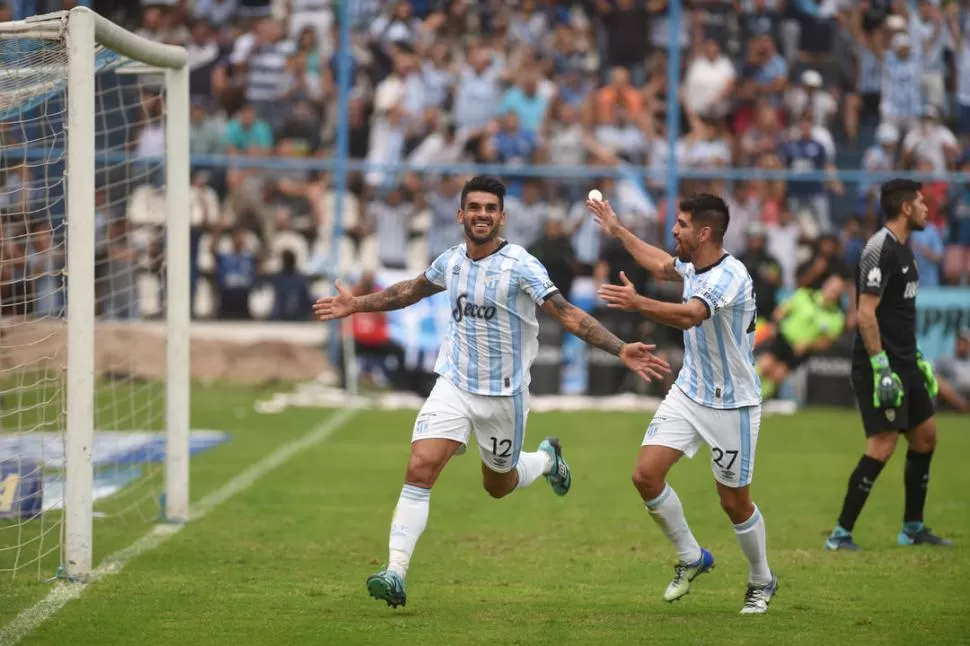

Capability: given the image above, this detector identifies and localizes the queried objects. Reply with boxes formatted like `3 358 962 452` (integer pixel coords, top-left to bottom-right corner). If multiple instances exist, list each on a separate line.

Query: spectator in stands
840 215 866 272
682 37 736 122
739 221 783 321
843 7 886 145
947 4 970 140
367 185 417 271
498 67 549 135
766 206 803 290
785 70 837 130
365 104 407 189
189 99 225 156
528 216 578 301
104 217 140 320
859 122 899 220
270 249 312 321
211 224 260 320
782 112 842 233
910 219 945 287
224 102 273 155
797 233 850 290
591 0 651 85
740 100 785 165
736 33 788 112
595 66 645 123
901 106 959 173
503 178 549 249
194 0 240 28
880 33 922 131
425 174 464 260
347 270 409 390
27 221 62 317
453 45 503 135
229 18 294 126
935 330 970 413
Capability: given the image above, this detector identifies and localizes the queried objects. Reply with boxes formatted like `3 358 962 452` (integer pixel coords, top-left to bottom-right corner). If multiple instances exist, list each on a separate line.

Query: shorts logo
866 267 882 288
414 420 430 435
492 457 507 468
885 409 896 422
721 470 736 480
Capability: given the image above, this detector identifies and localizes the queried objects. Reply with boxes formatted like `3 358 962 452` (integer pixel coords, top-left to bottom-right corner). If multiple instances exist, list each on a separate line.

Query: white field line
0 408 357 646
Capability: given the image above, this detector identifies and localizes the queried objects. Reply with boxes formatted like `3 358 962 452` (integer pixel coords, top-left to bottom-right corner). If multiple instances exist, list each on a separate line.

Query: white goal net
0 9 189 583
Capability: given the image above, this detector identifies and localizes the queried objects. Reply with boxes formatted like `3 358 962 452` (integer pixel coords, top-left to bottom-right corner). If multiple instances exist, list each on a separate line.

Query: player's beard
674 237 695 262
464 217 501 245
908 214 928 232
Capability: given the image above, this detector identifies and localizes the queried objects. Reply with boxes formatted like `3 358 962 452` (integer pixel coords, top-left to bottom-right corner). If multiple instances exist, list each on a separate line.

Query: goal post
0 7 190 580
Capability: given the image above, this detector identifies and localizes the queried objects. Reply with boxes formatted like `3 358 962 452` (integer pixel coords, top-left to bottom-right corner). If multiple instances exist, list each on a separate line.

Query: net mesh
0 33 170 582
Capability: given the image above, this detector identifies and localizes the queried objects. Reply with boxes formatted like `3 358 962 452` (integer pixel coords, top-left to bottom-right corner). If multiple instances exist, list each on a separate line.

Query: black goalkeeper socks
904 450 933 525
837 455 886 533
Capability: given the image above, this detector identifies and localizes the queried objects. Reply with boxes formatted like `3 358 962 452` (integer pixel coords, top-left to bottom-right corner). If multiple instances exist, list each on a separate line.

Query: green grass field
2 384 969 645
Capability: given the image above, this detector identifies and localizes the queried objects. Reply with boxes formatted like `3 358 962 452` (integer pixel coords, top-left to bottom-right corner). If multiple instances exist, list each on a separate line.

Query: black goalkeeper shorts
850 362 935 437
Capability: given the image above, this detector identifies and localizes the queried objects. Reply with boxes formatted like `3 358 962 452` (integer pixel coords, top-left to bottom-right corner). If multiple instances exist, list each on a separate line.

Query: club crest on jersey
866 267 882 288
452 293 496 322
903 281 918 299
885 409 896 422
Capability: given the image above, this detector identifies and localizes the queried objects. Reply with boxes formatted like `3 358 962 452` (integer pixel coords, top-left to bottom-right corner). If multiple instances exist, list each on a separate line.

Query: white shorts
411 378 529 473
643 385 762 488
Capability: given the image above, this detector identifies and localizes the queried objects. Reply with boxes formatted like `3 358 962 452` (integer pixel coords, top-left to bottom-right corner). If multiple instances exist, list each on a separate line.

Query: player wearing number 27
313 176 671 608
589 194 777 614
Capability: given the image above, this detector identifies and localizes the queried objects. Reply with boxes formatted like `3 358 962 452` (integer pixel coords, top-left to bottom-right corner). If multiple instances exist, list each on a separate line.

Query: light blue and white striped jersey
425 241 558 396
674 254 761 409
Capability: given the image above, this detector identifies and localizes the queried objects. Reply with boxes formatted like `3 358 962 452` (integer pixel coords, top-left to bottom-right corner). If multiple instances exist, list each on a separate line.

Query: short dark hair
461 175 506 210
679 193 730 243
880 179 922 220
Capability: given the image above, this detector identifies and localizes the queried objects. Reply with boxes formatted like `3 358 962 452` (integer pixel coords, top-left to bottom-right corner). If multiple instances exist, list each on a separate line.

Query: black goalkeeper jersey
851 227 919 367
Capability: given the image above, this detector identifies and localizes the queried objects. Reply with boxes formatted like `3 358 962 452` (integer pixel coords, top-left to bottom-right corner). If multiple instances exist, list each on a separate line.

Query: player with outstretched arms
824 179 952 550
313 176 671 608
588 194 777 614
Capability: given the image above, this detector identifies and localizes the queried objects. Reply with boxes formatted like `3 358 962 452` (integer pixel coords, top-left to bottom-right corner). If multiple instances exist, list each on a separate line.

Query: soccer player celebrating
589 195 776 615
824 179 952 550
757 274 847 400
313 176 671 608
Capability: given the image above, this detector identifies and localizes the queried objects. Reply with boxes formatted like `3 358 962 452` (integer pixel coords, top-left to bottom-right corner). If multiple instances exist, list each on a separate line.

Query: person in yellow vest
758 275 847 399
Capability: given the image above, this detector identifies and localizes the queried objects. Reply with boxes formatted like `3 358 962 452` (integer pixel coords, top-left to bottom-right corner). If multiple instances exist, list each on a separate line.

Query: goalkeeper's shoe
538 437 571 496
824 526 862 551
366 569 407 608
740 573 778 615
663 548 715 602
898 523 953 547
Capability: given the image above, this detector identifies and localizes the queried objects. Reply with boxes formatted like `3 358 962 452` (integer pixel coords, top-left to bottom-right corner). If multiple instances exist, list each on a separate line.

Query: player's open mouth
473 222 491 232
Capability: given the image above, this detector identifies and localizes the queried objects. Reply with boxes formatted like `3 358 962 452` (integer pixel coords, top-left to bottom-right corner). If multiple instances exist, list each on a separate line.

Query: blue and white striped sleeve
516 252 559 305
673 258 693 279
424 248 452 288
692 265 744 318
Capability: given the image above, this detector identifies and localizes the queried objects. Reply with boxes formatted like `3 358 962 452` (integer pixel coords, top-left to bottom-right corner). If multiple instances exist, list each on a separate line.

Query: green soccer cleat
538 437 571 496
663 548 715 602
366 568 407 608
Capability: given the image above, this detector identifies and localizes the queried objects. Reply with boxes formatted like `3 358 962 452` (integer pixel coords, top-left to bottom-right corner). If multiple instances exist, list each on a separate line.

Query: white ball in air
588 189 603 202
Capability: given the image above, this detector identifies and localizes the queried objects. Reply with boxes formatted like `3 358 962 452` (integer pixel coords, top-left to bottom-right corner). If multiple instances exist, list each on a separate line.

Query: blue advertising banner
0 460 43 520
915 287 970 362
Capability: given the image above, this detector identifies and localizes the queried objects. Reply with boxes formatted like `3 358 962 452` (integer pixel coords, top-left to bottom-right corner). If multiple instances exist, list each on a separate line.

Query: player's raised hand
312 280 357 321
620 342 672 382
598 271 642 312
587 198 621 236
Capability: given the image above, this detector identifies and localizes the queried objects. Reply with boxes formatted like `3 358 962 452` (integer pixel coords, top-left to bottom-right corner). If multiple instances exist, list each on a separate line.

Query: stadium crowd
2 0 970 325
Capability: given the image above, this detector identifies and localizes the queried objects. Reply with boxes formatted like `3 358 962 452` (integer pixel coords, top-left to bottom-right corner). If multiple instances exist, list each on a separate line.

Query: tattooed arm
540 292 625 356
355 274 445 312
313 274 444 321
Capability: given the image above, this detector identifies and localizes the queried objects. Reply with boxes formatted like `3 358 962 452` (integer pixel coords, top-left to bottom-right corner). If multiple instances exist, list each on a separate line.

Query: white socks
734 505 772 586
387 484 430 579
514 450 553 489
645 484 703 564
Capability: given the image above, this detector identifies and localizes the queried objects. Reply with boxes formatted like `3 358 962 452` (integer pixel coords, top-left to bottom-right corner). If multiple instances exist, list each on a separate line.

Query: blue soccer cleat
897 523 953 546
366 568 407 608
824 526 862 551
740 572 778 614
538 437 571 496
663 548 715 602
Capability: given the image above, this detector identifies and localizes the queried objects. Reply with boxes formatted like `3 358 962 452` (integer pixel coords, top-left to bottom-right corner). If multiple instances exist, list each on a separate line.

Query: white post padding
164 63 191 523
64 5 96 578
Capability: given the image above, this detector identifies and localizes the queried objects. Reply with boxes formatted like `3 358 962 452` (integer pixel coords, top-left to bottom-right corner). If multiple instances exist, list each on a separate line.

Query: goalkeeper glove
916 346 939 398
871 351 904 409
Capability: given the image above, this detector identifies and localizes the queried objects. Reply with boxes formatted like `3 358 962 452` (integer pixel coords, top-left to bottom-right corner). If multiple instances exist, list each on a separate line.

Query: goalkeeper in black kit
825 180 952 550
